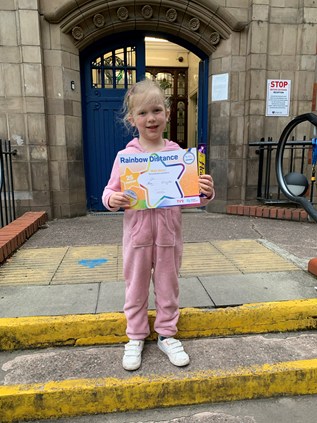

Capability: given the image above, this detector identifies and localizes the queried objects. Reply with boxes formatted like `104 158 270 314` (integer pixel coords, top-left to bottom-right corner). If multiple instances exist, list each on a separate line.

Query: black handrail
0 140 17 228
249 138 311 202
275 113 317 222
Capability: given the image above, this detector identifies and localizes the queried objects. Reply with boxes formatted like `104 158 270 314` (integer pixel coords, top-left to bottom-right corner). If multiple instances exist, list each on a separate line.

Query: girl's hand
109 192 131 209
199 174 214 199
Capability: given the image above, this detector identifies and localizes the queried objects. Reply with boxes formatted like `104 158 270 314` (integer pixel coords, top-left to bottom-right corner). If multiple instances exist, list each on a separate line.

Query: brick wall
227 205 309 222
0 212 48 263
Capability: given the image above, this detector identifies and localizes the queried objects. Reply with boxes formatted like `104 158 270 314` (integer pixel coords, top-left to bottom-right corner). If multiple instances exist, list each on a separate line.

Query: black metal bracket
276 112 317 222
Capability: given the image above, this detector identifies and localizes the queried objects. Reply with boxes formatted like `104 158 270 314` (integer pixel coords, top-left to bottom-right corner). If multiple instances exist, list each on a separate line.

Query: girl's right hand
108 192 131 209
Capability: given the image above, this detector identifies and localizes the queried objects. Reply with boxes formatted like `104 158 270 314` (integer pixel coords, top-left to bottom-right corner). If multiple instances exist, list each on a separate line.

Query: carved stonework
166 8 177 23
117 6 129 21
210 32 221 45
189 17 200 31
72 26 84 40
142 5 153 19
93 13 105 28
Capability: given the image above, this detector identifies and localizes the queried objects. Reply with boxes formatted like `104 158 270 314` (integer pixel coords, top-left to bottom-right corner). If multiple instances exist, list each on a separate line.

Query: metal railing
0 140 17 228
249 136 313 204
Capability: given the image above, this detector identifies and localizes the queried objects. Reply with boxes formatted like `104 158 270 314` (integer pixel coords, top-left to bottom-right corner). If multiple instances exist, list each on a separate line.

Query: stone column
0 0 51 217
41 12 86 218
207 2 249 213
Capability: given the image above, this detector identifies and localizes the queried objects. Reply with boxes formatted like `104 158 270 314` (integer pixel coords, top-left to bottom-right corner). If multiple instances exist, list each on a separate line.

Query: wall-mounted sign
266 79 291 116
211 73 229 102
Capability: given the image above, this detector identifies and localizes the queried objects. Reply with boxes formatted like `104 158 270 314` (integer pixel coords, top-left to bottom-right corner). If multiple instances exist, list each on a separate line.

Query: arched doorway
81 32 208 211
43 0 245 216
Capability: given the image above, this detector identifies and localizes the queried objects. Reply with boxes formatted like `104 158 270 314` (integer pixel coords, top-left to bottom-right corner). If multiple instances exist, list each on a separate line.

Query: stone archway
40 0 246 217
43 0 245 55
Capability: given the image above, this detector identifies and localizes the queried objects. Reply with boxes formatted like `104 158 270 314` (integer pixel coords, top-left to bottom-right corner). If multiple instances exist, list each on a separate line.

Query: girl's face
129 91 169 145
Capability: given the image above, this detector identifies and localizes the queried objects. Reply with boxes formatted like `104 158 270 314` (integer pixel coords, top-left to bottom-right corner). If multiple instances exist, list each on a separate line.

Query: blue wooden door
81 37 145 211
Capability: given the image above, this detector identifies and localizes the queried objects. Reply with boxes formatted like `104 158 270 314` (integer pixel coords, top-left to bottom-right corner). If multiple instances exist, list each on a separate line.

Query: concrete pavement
0 211 316 318
1 210 317 422
25 395 317 423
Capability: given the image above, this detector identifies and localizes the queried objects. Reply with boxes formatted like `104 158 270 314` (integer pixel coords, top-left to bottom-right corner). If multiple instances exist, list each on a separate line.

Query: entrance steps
1 300 317 422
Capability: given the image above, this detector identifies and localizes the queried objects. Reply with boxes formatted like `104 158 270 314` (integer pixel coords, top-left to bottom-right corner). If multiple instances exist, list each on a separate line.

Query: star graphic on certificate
121 167 140 191
138 153 185 208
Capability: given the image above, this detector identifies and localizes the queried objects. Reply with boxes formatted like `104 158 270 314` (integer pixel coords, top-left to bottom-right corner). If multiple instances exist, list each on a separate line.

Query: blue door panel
85 98 131 210
81 37 145 211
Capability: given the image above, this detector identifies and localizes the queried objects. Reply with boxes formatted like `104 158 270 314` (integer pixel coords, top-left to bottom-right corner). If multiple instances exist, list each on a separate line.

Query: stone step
1 299 317 351
1 332 317 422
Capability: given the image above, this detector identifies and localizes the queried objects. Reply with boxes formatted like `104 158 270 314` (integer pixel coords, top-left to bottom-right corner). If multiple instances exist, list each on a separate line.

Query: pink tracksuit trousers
122 207 183 339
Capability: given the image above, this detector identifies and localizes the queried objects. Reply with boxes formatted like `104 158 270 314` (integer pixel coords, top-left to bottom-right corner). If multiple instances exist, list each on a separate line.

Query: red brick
0 234 12 242
300 210 308 221
40 212 48 225
237 205 244 215
262 207 270 218
255 206 264 217
249 206 257 216
0 211 47 262
284 209 293 220
229 205 238 214
241 205 249 216
292 210 300 221
308 257 317 276
230 205 237 214
277 208 285 219
269 208 278 218
0 248 4 263
1 240 12 257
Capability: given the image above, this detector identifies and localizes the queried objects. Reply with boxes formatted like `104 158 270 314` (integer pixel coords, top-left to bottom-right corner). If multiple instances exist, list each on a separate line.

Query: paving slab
0 283 100 317
96 277 214 314
96 281 125 313
200 272 317 307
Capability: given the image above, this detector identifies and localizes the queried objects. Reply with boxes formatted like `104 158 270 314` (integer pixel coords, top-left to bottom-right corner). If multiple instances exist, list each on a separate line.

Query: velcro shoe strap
166 339 184 352
124 341 143 355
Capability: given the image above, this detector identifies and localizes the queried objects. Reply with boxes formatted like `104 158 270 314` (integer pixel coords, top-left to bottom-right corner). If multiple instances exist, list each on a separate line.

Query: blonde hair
122 78 169 130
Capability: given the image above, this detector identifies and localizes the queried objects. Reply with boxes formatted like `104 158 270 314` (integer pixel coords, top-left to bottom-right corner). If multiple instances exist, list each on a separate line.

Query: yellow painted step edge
1 299 317 351
1 358 317 422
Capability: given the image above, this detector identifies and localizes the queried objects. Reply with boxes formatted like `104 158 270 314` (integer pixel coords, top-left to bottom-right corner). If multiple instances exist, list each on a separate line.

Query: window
91 46 137 89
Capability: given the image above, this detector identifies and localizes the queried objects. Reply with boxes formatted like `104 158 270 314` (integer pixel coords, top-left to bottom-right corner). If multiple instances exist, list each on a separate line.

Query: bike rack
276 112 317 222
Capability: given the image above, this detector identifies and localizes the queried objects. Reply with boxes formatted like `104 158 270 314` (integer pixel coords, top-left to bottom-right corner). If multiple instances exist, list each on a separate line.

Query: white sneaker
157 337 190 367
122 340 144 371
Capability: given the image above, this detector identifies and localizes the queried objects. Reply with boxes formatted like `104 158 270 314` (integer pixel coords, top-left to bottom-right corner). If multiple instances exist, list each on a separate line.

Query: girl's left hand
199 174 214 199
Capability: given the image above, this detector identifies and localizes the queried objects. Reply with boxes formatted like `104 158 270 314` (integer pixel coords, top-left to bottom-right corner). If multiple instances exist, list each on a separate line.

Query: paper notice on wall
266 79 291 116
211 73 229 101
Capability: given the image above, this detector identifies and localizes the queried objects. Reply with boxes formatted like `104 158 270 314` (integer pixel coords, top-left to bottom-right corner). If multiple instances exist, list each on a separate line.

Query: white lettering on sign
270 80 289 89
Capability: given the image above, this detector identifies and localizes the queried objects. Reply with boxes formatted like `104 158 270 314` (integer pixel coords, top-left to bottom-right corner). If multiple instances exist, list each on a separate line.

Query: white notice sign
266 79 291 116
211 73 229 102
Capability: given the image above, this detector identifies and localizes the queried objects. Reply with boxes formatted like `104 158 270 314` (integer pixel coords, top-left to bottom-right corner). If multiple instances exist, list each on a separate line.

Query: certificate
119 148 201 209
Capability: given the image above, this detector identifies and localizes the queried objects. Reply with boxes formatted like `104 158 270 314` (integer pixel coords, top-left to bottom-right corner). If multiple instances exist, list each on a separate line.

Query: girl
102 79 214 371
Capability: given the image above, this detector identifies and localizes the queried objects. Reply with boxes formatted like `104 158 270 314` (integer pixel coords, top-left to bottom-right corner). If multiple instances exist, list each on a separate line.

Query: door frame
80 31 209 210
